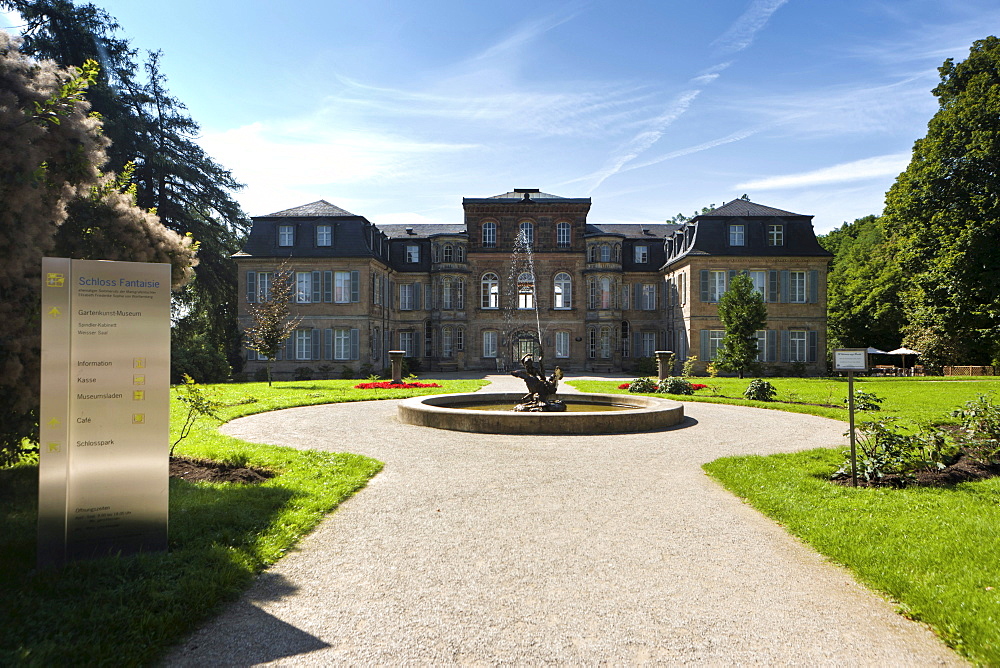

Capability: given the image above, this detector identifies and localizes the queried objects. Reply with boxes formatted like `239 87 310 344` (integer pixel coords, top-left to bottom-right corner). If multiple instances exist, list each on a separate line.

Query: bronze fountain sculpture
511 353 566 412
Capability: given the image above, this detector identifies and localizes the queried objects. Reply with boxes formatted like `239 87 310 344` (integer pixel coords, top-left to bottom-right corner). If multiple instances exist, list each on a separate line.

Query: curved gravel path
165 377 960 665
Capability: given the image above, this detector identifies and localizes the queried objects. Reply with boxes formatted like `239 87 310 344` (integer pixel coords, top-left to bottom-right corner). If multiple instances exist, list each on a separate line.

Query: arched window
588 277 597 309
600 277 612 309
443 244 453 262
600 244 611 262
442 326 453 358
614 243 621 262
517 272 535 309
556 222 571 247
481 273 499 309
456 278 465 309
456 245 465 262
442 277 453 309
587 327 597 358
599 326 612 359
518 220 534 246
588 245 597 263
553 272 572 309
482 221 497 248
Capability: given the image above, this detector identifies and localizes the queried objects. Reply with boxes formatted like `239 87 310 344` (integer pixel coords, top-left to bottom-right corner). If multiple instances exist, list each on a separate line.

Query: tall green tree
715 273 767 378
3 0 250 366
819 215 905 351
882 36 1000 369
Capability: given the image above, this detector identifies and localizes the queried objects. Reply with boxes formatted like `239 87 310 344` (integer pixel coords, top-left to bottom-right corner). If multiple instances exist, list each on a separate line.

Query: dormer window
600 244 611 262
729 224 745 246
443 244 454 262
316 224 332 247
634 245 648 263
406 245 420 263
768 224 783 246
278 224 294 247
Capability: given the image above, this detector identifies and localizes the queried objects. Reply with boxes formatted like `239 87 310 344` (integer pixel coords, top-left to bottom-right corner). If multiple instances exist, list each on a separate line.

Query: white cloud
1 8 22 32
735 152 910 190
711 0 790 55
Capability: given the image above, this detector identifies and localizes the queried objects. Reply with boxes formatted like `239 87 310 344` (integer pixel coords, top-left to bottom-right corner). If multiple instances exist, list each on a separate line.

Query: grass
704 449 1000 665
0 377 485 666
569 376 1000 425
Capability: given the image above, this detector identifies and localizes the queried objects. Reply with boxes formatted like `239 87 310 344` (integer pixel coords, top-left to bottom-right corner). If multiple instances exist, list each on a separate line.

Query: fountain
397 228 684 434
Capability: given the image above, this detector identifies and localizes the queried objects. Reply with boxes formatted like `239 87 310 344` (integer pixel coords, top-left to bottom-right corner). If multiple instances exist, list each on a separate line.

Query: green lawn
0 378 486 666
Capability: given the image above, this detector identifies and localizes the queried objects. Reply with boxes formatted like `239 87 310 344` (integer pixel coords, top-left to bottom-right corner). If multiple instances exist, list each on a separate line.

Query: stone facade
234 191 831 378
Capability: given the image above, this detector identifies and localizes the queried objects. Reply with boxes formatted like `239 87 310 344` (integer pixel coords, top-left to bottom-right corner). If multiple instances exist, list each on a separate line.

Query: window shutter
652 284 658 310
246 271 256 303
285 334 295 361
700 330 709 360
324 329 333 360
808 270 819 303
780 270 790 304
312 271 321 303
634 283 642 310
350 270 360 302
808 331 818 363
414 334 421 358
766 330 777 362
413 282 422 310
350 329 360 360
632 332 641 358
323 271 333 302
700 270 710 302
780 330 790 363
311 328 320 360
768 271 779 304
424 282 431 310
727 270 737 293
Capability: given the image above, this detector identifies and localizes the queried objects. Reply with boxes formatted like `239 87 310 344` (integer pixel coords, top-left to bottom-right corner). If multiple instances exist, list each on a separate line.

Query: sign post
39 258 171 568
834 349 869 488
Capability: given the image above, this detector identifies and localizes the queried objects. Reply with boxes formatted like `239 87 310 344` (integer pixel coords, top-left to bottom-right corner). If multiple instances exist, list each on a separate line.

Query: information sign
834 348 868 372
39 258 171 567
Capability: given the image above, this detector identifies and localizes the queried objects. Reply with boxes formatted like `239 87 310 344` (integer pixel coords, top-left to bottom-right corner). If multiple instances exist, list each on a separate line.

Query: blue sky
4 0 998 233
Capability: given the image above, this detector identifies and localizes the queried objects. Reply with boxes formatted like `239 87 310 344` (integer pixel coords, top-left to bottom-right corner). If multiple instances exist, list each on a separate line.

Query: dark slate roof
464 188 591 205
488 189 565 199
263 200 356 217
379 224 467 239
699 199 803 218
587 223 682 238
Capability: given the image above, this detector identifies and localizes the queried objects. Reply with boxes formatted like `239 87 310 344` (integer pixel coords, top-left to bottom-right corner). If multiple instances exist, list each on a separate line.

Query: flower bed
354 381 442 389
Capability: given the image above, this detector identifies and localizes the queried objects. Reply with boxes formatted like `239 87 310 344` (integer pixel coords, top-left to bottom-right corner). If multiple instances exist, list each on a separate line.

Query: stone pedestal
389 350 405 384
655 350 675 380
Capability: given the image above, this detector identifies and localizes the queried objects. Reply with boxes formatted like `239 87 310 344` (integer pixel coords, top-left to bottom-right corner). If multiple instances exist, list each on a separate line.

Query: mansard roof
264 200 356 217
699 199 804 218
587 223 682 239
379 224 466 239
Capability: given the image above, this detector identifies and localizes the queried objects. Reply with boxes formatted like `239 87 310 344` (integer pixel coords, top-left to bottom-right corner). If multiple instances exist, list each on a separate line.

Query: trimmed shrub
657 377 694 395
744 379 777 401
627 377 657 393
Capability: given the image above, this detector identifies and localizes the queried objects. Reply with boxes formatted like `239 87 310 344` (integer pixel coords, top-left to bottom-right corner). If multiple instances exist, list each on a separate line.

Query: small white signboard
39 258 171 567
834 348 868 372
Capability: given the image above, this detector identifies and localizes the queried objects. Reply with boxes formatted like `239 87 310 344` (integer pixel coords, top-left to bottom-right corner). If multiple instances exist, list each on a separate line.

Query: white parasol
886 347 921 374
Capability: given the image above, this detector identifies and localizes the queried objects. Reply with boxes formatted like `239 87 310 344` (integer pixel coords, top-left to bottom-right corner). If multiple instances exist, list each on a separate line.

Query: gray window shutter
634 283 642 310
768 271 779 303
767 330 777 362
808 270 819 303
780 330 790 363
324 328 333 360
350 328 360 360
414 334 421 358
311 328 321 360
323 271 333 302
808 331 818 363
246 271 256 303
312 271 321 303
390 281 396 308
727 270 737 292
285 334 295 361
414 282 422 310
700 330 709 360
632 332 641 357
700 270 710 302
780 270 790 304
424 282 432 310
350 270 360 302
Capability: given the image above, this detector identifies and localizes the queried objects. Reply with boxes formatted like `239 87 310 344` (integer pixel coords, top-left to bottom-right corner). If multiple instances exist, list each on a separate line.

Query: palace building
234 189 831 377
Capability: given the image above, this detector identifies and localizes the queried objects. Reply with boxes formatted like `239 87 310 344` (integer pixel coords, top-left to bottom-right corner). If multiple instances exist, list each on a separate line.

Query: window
316 224 332 247
789 330 807 362
399 284 415 310
642 283 657 310
443 245 453 262
789 271 807 303
729 224 745 246
278 225 294 247
555 331 570 358
425 323 433 358
248 271 272 303
679 273 686 305
456 246 465 262
621 283 630 310
768 224 783 246
518 220 534 246
556 222 571 247
399 331 415 357
334 271 351 303
634 245 648 263
481 273 499 309
599 326 612 359
455 327 464 351
483 330 497 358
756 330 767 363
442 327 453 358
621 321 630 358
708 270 726 302
455 279 464 309
517 272 535 309
704 329 724 361
600 244 611 262
553 272 572 309
600 277 612 309
642 332 657 358
295 330 312 360
748 270 766 299
588 245 597 263
295 272 312 303
406 245 420 263
334 329 352 360
588 328 596 359
482 222 496 248
372 327 381 360
442 278 453 310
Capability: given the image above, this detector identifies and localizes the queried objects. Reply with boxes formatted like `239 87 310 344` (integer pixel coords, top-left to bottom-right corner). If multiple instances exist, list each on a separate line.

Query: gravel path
164 377 961 665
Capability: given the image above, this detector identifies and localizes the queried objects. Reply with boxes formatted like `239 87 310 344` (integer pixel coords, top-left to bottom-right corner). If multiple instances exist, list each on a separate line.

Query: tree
667 204 716 224
818 215 905 351
244 267 300 386
3 0 250 367
882 36 1000 369
715 273 767 378
0 32 196 463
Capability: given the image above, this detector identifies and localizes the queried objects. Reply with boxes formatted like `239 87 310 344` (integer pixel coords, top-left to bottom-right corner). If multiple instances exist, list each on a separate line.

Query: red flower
354 382 442 389
618 383 631 389
691 384 708 390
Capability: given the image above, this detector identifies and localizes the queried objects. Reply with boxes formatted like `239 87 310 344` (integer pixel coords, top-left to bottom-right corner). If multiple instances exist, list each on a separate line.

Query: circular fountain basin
398 392 684 435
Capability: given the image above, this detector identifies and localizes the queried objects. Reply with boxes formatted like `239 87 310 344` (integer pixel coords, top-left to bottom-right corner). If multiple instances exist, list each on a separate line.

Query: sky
3 0 999 234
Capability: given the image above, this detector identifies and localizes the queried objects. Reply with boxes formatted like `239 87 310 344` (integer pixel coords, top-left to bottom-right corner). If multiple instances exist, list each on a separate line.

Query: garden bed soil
834 453 1000 488
169 456 275 484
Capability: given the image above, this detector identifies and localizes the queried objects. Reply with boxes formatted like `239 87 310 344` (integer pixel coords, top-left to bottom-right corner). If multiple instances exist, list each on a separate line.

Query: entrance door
512 334 539 362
